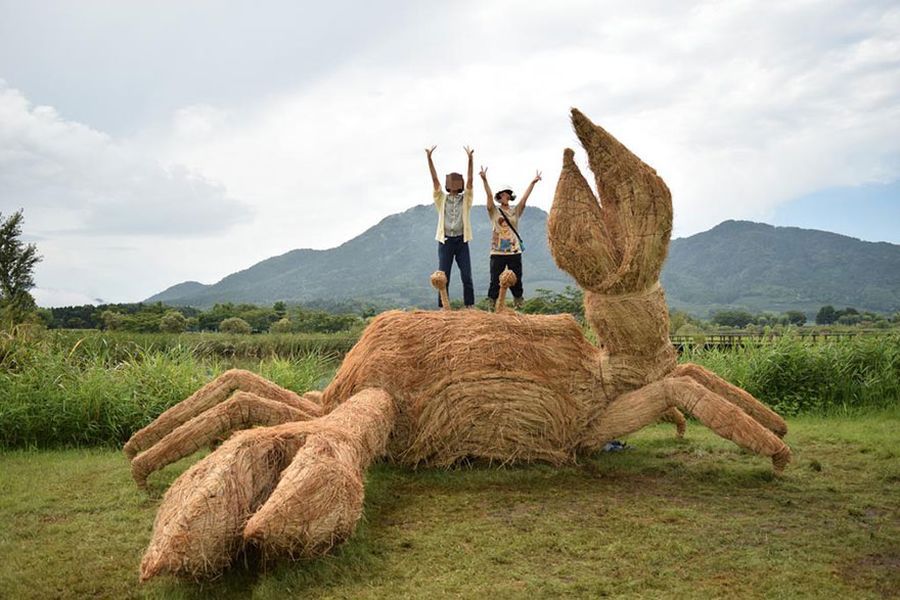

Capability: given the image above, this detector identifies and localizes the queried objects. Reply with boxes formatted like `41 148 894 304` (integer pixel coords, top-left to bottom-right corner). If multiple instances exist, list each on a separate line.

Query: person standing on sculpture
480 166 541 309
427 145 476 308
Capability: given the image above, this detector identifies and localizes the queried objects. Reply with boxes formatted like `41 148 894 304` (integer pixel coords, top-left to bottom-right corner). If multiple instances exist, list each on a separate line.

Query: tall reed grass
0 327 334 448
31 329 359 361
680 333 900 415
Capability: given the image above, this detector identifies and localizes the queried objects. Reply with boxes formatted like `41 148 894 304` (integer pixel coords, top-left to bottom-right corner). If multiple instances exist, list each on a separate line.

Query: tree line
39 301 363 334
3 210 897 333
671 306 899 334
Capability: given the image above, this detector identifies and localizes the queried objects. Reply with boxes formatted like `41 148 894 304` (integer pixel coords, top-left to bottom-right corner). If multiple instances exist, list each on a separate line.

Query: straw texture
124 369 321 459
139 388 395 580
430 270 451 311
495 268 517 312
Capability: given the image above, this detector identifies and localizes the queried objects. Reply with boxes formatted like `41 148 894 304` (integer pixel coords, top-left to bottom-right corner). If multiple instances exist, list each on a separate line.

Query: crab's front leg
672 363 787 437
139 388 396 581
586 376 790 473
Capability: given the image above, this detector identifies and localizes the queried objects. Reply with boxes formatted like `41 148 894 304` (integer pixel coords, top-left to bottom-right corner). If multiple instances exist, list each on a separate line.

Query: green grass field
2 412 898 599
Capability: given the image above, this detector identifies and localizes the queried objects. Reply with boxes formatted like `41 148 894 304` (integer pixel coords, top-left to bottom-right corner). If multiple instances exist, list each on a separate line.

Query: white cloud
32 287 101 308
0 81 256 304
0 82 247 236
142 1 900 245
2 1 899 304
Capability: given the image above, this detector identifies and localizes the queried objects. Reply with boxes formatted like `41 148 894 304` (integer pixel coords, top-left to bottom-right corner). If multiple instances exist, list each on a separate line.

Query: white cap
494 185 517 201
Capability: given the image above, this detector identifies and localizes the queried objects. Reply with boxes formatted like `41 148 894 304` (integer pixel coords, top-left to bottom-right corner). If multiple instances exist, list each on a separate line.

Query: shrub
219 317 252 334
159 310 187 333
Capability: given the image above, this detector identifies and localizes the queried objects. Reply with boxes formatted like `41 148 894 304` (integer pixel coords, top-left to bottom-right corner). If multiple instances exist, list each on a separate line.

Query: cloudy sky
1 1 898 306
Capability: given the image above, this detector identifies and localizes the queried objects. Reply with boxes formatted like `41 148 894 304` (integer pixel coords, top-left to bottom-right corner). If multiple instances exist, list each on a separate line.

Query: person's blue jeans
438 236 474 307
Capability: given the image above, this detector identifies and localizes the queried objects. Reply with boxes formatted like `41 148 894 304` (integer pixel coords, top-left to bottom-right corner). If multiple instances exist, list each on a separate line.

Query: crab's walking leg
139 387 395 581
673 363 787 437
131 392 313 488
243 388 396 558
124 369 322 459
592 377 790 472
660 407 686 437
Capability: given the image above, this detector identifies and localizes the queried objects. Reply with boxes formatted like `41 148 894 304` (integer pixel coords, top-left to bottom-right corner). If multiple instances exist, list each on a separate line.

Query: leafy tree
784 311 807 326
669 310 705 334
159 310 188 333
669 310 690 334
835 307 859 319
520 287 584 319
273 301 287 319
291 307 361 333
815 305 837 325
122 311 162 333
755 312 782 327
270 317 293 333
34 307 54 327
220 317 252 334
837 313 862 326
710 309 756 328
100 310 126 331
0 210 42 324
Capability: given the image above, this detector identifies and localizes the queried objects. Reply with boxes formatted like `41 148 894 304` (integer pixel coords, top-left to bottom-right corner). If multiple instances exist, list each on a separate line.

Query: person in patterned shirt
426 145 476 308
479 166 542 309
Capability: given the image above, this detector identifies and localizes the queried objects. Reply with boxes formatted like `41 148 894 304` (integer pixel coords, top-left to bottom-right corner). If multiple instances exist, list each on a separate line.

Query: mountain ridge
147 207 900 316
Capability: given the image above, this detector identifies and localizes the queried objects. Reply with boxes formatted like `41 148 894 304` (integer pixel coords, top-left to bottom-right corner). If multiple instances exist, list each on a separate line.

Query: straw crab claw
548 109 672 295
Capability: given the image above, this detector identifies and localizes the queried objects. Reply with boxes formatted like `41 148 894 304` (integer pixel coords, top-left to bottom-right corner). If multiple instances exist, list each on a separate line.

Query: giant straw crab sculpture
125 109 791 581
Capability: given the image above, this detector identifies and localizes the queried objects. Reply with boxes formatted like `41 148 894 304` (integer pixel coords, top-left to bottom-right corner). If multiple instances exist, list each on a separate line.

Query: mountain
661 220 900 315
148 205 573 309
147 281 210 304
147 209 900 316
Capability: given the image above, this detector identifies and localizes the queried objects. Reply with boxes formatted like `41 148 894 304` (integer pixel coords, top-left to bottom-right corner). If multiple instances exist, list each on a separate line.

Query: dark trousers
438 236 475 307
488 253 523 300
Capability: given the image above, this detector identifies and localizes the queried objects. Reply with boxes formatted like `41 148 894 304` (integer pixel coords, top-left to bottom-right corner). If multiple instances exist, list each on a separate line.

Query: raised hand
464 146 474 158
479 165 488 180
425 145 437 158
532 170 542 184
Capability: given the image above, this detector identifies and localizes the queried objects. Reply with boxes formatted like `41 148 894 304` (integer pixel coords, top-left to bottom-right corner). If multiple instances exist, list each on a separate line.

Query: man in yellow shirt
426 145 475 308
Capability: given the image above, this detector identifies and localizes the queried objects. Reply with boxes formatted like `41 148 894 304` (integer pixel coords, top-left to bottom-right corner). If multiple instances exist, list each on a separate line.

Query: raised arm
464 146 474 190
426 145 440 192
516 170 542 216
479 166 495 211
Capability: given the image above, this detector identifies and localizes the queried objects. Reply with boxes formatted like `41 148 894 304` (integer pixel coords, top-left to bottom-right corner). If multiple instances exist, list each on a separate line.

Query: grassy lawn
1 412 898 599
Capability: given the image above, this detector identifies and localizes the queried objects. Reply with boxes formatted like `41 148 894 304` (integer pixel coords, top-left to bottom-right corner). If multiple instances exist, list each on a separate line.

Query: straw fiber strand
586 376 790 472
244 388 395 557
139 425 307 580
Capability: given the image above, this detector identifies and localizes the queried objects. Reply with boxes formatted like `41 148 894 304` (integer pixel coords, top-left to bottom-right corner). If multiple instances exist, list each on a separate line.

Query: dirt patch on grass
839 550 900 599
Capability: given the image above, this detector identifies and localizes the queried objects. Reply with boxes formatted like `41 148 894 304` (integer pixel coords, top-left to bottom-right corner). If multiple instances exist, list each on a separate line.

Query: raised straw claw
549 109 673 294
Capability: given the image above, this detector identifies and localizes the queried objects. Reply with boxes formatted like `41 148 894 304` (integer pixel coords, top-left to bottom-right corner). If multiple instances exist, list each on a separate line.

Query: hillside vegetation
146 209 900 316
